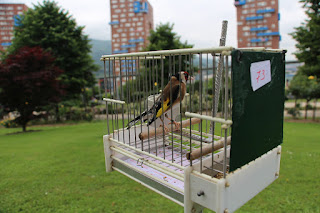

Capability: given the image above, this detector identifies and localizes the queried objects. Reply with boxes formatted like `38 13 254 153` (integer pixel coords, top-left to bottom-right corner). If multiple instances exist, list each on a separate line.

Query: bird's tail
126 110 148 129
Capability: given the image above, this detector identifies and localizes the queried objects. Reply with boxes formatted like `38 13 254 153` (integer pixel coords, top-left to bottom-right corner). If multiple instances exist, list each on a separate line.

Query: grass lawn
0 121 319 213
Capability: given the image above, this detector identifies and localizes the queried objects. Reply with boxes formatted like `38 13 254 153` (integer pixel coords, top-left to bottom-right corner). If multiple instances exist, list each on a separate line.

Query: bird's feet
168 120 181 131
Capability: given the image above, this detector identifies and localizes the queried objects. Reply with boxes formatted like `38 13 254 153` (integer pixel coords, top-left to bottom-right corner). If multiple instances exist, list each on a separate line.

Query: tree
145 23 194 79
122 23 193 102
8 1 98 101
146 23 193 52
290 0 320 119
0 46 64 132
289 72 319 119
291 0 320 77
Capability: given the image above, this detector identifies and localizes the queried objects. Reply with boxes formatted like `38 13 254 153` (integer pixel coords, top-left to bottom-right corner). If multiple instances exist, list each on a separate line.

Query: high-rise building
0 3 28 52
109 0 154 75
235 0 280 49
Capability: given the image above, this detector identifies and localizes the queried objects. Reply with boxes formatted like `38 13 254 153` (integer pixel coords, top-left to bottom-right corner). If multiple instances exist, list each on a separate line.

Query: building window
257 2 267 6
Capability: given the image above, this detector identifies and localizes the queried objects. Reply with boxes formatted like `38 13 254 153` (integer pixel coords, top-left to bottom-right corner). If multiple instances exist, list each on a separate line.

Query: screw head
197 190 205 196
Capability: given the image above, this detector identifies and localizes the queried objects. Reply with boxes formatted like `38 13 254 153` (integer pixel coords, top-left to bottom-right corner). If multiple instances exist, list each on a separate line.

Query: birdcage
101 43 286 212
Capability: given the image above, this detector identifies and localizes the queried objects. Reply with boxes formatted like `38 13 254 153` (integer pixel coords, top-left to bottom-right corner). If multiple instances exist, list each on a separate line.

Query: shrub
0 119 19 128
287 107 301 119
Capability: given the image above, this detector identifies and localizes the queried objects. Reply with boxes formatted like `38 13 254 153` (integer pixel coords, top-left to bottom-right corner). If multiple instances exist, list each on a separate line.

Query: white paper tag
250 60 271 91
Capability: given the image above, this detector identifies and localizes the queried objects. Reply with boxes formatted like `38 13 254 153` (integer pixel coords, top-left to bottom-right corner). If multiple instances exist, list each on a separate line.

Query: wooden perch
138 118 201 141
186 136 231 161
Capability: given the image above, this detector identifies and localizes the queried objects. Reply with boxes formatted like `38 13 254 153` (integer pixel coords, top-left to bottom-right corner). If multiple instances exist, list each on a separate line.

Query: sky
22 0 308 61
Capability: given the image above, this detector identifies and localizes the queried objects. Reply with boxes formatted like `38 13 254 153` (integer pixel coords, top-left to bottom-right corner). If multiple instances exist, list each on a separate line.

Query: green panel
229 50 285 172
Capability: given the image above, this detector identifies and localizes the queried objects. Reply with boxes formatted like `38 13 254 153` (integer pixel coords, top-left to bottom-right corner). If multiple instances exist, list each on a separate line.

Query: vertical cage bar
161 56 165 159
188 53 193 166
110 59 115 137
178 54 183 166
223 55 229 178
211 54 216 177
132 56 137 148
147 58 151 153
199 53 203 174
114 59 119 141
119 57 124 142
206 54 209 133
169 54 174 163
104 59 110 135
125 57 131 145
152 56 157 156
138 57 143 151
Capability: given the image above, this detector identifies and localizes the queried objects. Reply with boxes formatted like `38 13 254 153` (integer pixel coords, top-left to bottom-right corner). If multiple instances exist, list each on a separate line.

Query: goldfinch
127 71 191 129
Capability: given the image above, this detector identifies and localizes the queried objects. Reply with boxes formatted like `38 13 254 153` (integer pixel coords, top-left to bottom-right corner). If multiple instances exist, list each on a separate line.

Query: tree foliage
291 0 320 77
0 46 64 131
145 23 193 52
8 1 98 100
122 23 194 102
290 72 319 101
290 0 320 114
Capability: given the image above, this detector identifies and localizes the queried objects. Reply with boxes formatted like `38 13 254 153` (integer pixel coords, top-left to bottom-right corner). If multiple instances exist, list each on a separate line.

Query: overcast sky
22 0 308 61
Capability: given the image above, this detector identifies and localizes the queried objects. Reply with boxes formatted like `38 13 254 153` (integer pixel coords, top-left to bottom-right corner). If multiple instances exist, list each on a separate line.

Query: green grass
0 121 319 212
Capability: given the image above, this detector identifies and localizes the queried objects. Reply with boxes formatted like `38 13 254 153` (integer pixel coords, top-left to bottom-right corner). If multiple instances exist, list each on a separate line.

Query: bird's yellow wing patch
156 98 170 118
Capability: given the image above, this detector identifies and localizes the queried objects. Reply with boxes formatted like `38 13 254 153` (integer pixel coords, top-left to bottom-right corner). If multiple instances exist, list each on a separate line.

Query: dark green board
229 50 285 172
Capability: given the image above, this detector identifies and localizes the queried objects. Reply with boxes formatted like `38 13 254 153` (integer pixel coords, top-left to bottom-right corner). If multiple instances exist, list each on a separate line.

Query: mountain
89 39 112 79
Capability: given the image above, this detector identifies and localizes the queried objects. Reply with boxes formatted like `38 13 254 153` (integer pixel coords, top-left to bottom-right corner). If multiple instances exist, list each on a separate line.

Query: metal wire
104 51 232 179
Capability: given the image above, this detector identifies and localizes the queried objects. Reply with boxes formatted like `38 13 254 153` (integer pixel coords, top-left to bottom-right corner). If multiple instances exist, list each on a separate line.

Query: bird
126 71 192 130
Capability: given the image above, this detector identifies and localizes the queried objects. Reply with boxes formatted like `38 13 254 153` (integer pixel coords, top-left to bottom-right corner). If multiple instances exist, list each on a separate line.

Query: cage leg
184 166 204 213
103 135 113 172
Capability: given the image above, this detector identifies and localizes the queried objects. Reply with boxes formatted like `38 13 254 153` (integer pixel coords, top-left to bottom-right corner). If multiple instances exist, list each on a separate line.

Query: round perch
186 136 231 161
138 118 201 141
